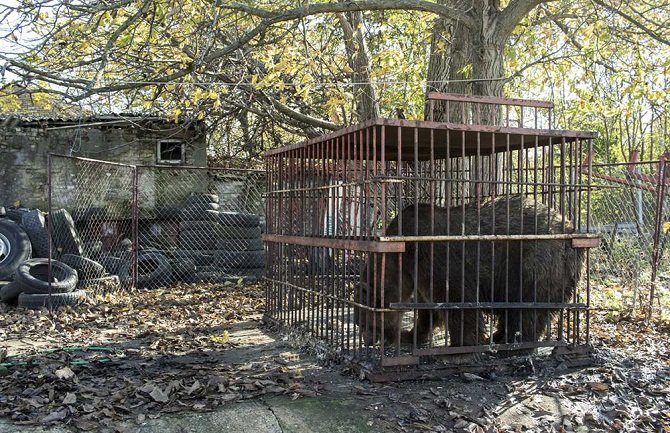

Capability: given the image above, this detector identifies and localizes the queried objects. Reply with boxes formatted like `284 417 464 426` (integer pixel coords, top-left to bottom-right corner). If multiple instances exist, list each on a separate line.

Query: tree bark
337 10 380 121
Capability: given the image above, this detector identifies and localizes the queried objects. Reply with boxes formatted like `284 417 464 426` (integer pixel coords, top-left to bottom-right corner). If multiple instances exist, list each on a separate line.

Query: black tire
135 251 173 289
218 212 261 228
179 221 220 232
16 259 79 295
156 206 182 221
0 281 23 303
170 258 196 281
217 226 262 240
83 241 103 260
5 208 29 224
178 231 218 250
77 275 120 291
0 219 32 281
60 254 106 280
186 193 219 205
212 250 265 268
21 210 50 258
216 239 264 251
180 209 219 222
173 249 216 266
18 290 87 310
182 202 220 212
99 256 123 275
49 209 84 256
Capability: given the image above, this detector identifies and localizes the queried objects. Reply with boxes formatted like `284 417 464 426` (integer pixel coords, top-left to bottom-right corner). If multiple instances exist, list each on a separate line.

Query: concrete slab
0 396 377 433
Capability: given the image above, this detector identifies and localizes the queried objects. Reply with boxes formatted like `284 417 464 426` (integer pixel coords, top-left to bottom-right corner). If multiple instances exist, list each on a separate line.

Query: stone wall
0 119 207 210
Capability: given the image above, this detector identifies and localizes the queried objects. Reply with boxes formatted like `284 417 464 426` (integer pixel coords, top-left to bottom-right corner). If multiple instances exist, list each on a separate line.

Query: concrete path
0 396 378 433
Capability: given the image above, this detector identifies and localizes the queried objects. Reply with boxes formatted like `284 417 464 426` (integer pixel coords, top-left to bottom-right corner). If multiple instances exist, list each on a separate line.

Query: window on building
157 140 184 164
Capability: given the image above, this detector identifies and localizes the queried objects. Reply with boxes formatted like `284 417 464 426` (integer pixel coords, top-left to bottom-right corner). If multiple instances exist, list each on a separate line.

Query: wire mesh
135 166 265 288
587 160 670 311
47 155 135 297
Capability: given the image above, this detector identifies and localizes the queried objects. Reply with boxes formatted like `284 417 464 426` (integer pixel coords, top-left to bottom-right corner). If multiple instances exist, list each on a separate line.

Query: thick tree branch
496 0 550 39
202 1 474 65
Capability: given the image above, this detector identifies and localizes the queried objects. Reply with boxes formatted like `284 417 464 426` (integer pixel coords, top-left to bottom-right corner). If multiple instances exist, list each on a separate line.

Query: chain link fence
135 166 265 287
587 160 670 312
0 155 265 310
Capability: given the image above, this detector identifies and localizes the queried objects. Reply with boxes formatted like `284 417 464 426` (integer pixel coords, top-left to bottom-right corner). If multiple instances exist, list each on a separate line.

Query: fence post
132 166 139 289
649 158 668 321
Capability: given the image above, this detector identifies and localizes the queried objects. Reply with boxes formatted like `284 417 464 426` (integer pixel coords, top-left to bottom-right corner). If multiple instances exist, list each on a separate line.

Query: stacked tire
0 208 115 308
174 193 265 283
1 258 86 309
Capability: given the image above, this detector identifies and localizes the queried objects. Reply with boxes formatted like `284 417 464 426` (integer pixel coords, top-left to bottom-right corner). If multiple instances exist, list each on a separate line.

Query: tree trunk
338 10 379 121
425 0 505 123
425 0 507 199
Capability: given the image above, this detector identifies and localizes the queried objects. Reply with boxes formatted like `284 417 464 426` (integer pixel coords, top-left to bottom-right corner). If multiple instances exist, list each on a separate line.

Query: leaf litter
0 283 668 433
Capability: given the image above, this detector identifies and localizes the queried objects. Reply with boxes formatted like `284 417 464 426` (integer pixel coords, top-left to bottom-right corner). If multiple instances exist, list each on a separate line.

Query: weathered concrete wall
0 120 206 210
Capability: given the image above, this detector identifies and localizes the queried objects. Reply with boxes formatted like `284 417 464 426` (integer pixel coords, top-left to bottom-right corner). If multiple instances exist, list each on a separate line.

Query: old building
0 115 207 209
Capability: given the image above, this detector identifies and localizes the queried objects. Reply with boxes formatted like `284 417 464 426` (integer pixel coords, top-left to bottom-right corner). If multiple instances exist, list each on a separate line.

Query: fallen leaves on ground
0 283 312 430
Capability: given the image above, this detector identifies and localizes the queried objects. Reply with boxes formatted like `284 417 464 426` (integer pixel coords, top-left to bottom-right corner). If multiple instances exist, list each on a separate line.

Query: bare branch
591 0 670 46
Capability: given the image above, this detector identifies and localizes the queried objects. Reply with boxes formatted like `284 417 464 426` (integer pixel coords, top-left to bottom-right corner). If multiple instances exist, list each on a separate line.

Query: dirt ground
0 283 668 433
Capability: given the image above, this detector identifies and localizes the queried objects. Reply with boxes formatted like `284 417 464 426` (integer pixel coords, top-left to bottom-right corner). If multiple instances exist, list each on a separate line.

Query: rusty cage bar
264 92 599 379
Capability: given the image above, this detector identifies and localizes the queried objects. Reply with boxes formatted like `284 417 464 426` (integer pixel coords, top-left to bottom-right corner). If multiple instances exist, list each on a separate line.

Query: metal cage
264 93 599 379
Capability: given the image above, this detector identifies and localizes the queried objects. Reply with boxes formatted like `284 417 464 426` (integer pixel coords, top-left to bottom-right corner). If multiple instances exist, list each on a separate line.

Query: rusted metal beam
426 91 554 109
262 234 406 253
378 233 599 242
412 340 567 356
388 302 588 310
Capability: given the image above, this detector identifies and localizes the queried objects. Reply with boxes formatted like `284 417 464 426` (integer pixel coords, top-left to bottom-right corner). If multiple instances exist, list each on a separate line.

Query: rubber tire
216 226 262 240
170 258 196 282
218 212 261 228
173 250 216 266
178 231 218 250
180 209 219 222
5 208 29 224
183 202 220 212
186 193 219 205
49 209 84 256
136 251 173 289
216 239 264 251
83 241 103 260
212 250 265 268
60 254 106 280
0 219 32 281
77 275 120 291
156 206 182 221
16 259 79 295
19 210 50 258
18 290 87 310
99 256 123 275
179 221 220 232
0 281 23 303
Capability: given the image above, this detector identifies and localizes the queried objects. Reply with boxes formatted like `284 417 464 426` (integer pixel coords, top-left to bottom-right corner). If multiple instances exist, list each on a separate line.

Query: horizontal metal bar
412 340 568 356
572 237 600 248
264 276 394 312
263 234 406 253
388 302 588 310
379 233 600 243
426 91 554 109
